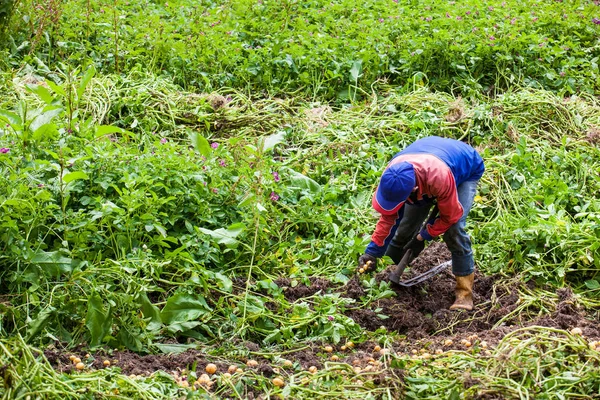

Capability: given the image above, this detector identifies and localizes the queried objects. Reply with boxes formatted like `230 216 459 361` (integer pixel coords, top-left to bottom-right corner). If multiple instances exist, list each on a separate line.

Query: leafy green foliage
1 1 600 398
4 0 600 98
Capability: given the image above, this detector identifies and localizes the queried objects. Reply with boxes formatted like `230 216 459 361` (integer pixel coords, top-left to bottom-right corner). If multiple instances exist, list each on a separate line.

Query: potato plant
0 0 599 399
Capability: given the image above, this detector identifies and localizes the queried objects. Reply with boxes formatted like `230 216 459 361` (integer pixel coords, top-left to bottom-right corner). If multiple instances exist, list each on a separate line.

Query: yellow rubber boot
449 273 474 311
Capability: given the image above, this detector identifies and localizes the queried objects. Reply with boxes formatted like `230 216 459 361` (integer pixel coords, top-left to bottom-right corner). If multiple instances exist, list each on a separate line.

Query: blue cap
373 161 415 215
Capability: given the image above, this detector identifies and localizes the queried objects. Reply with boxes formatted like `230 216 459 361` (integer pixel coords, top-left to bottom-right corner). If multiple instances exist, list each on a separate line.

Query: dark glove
403 237 425 260
357 254 377 274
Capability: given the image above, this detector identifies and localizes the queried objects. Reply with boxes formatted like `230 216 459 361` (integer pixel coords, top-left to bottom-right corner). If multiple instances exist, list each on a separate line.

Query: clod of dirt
341 276 365 299
208 94 228 110
257 363 275 377
275 278 332 301
585 126 600 145
245 342 260 352
445 97 465 123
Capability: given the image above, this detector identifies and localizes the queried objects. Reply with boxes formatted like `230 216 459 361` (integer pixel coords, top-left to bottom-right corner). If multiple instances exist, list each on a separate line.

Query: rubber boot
450 273 474 311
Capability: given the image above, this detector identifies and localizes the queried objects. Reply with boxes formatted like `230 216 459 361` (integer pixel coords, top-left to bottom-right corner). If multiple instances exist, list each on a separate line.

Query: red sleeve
424 170 463 237
371 208 403 246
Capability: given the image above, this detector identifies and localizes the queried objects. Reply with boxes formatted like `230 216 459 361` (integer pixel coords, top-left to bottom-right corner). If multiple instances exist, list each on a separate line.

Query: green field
1 0 600 399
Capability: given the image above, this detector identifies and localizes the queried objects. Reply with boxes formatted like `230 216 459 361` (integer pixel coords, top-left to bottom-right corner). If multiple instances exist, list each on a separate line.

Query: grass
0 0 600 398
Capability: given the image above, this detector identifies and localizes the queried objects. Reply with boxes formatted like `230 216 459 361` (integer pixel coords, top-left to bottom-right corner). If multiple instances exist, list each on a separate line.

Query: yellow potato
205 363 217 374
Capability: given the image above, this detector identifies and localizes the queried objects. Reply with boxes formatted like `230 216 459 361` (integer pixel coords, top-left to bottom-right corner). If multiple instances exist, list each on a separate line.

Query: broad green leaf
154 343 199 354
45 79 65 96
86 293 111 347
349 60 363 82
63 171 89 184
260 131 285 153
154 224 167 237
238 193 256 207
76 65 96 100
95 125 135 139
28 107 62 133
214 272 233 292
198 223 245 248
332 327 341 344
448 389 460 400
32 123 59 141
166 320 202 334
161 293 211 325
25 306 56 342
0 109 22 126
264 329 282 344
139 293 162 331
190 131 211 156
26 84 54 105
29 250 73 276
585 279 600 290
117 327 142 352
283 167 321 194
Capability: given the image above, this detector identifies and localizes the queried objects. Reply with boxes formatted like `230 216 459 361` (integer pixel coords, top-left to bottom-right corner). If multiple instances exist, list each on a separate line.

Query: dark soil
274 277 332 301
44 341 325 377
44 348 234 376
265 241 599 353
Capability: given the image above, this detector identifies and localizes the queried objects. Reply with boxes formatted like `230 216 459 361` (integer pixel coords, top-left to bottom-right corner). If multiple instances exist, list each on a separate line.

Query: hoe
388 205 451 287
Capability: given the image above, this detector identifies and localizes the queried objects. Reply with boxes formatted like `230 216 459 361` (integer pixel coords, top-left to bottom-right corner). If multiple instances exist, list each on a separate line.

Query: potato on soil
197 374 211 385
205 363 217 374
272 377 285 387
308 366 318 373
103 360 111 367
324 345 333 353
373 345 381 352
75 362 85 370
246 360 258 367
283 359 293 368
330 355 339 361
228 365 238 374
570 327 583 335
72 357 82 365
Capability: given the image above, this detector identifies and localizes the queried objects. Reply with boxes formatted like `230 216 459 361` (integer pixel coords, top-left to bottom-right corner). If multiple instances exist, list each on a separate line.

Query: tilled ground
45 242 599 381
282 241 600 351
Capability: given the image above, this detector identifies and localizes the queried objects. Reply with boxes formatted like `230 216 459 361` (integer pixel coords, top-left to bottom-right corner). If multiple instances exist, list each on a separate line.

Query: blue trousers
384 180 479 276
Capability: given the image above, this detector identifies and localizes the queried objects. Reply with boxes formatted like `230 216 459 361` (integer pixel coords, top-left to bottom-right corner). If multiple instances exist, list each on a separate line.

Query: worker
358 136 485 310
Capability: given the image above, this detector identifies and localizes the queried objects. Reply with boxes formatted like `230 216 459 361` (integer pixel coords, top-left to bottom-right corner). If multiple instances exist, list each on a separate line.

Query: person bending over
358 136 484 311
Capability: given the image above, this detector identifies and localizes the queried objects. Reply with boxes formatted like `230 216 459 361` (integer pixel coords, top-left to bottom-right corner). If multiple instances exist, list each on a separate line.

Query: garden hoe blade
392 260 452 287
388 250 452 287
